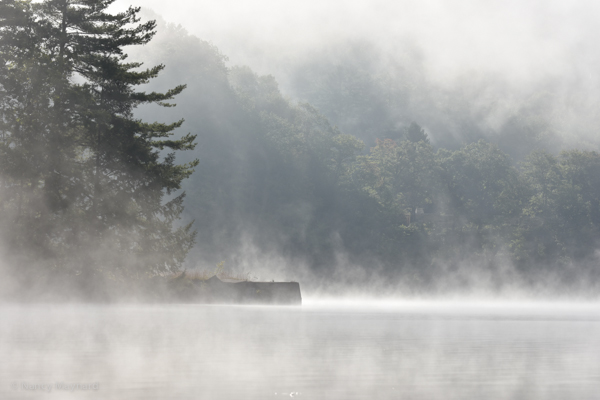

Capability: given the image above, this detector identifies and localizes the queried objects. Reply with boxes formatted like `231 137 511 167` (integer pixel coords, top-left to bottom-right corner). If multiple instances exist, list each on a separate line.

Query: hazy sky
111 0 600 148
113 0 600 84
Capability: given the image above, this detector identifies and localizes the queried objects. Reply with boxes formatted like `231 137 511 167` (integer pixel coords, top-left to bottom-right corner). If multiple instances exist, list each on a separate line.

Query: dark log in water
169 276 302 305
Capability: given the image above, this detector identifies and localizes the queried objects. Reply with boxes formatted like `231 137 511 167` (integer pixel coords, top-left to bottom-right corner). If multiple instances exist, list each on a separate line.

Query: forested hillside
130 19 600 294
1 3 600 297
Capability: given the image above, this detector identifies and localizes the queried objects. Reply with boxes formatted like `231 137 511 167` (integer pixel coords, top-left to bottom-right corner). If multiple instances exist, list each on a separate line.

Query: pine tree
0 0 60 260
1 0 198 278
405 122 429 144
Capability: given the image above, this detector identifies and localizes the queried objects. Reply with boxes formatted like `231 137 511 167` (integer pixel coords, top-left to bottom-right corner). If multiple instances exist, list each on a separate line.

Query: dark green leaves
0 0 197 278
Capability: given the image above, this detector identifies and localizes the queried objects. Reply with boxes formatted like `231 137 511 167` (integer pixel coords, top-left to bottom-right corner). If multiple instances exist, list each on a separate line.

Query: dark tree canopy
0 0 197 280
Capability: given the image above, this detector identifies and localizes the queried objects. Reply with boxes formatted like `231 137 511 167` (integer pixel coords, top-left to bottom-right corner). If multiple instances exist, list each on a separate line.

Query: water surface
1 302 599 399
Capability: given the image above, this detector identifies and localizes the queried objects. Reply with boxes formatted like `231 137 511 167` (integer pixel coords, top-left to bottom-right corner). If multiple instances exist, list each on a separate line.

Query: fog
2 0 600 300
5 3 600 399
98 1 600 298
116 0 596 79
2 302 600 399
118 0 600 150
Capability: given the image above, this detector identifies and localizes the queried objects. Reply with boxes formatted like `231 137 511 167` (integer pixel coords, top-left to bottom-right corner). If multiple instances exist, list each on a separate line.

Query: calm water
1 302 600 400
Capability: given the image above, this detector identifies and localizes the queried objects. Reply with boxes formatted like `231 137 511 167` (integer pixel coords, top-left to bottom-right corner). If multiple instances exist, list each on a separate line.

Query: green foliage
437 140 518 226
510 150 600 266
0 0 197 279
353 138 437 215
404 122 430 144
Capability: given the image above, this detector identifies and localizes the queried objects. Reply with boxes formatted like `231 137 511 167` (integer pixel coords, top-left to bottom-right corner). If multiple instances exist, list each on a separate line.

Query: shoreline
1 273 302 305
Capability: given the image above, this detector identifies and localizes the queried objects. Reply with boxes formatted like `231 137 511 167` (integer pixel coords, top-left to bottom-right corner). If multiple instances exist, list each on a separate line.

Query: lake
1 301 599 399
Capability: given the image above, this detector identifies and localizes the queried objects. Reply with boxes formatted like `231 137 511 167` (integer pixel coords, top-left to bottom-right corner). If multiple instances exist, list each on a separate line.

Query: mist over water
2 302 600 400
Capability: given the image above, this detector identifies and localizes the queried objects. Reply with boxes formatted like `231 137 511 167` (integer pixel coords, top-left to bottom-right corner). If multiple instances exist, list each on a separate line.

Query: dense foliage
0 0 197 282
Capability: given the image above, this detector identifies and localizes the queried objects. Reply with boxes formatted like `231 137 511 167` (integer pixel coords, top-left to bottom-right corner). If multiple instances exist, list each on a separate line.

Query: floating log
176 276 302 305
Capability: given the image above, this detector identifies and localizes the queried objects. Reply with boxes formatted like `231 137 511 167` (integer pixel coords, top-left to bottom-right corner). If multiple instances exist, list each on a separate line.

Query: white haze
6 5 600 397
112 0 600 147
2 303 600 399
103 0 600 300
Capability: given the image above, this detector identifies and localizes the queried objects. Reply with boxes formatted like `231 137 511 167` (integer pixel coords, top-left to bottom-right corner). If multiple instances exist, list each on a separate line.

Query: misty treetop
0 0 197 280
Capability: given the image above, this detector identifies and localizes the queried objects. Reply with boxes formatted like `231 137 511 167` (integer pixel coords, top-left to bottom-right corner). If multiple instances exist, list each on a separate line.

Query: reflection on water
1 302 600 399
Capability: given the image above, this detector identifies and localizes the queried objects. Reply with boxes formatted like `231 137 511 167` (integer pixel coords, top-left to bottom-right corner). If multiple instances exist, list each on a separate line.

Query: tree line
138 24 600 289
2 3 599 293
